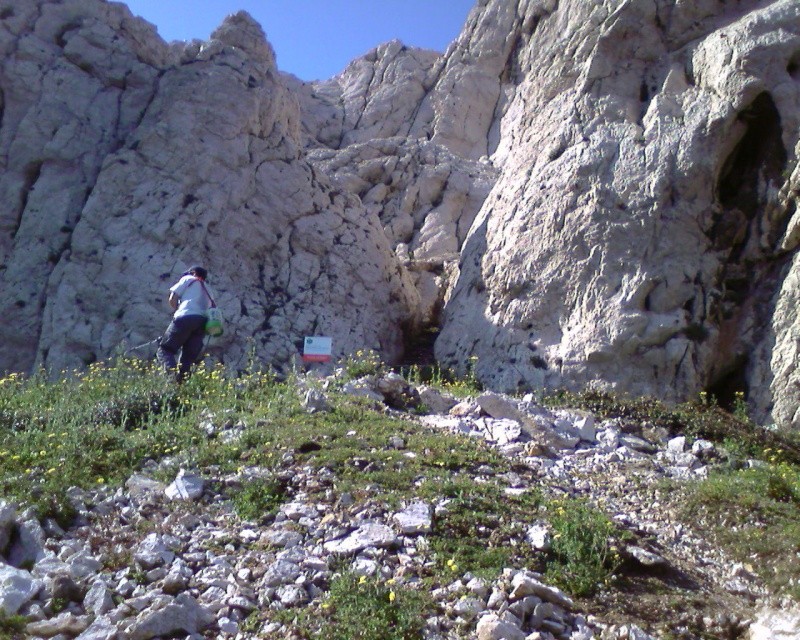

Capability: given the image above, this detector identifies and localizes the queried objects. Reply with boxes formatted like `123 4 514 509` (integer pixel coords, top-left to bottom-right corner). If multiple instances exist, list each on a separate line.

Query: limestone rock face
436 0 800 428
0 1 419 374
287 34 499 326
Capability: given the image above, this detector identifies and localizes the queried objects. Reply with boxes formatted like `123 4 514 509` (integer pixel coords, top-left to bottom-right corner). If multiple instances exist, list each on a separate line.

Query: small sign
303 336 332 363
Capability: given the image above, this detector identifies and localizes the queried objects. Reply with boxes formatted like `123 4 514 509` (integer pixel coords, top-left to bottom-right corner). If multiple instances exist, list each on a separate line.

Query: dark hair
184 266 208 280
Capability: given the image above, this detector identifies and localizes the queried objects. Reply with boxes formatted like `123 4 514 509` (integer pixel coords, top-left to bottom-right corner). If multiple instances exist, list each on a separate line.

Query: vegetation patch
315 573 435 640
0 612 26 639
670 462 800 598
544 498 622 597
230 476 290 522
427 480 541 580
542 389 800 464
2 355 798 634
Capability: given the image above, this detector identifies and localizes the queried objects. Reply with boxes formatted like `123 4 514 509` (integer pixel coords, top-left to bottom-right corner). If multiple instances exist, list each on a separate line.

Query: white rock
303 388 331 413
526 522 552 551
277 584 309 607
434 0 800 432
392 501 432 535
574 414 596 443
747 607 800 640
341 382 385 403
75 615 117 640
281 502 319 521
125 474 167 497
0 564 42 615
625 545 667 568
417 386 458 414
84 581 115 616
25 612 90 637
126 593 214 640
165 470 205 501
666 436 687 454
691 439 716 458
263 529 304 548
134 534 176 570
509 574 573 610
65 549 104 580
476 417 523 445
452 596 486 620
476 613 527 640
218 616 239 635
323 522 398 555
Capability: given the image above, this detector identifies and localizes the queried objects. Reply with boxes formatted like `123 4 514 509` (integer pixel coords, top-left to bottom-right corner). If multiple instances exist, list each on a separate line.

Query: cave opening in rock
707 92 790 415
705 356 748 412
714 92 787 256
398 322 440 370
788 51 800 80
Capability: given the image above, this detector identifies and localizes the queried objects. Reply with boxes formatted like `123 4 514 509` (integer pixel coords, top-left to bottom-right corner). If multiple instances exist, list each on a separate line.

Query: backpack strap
196 279 217 308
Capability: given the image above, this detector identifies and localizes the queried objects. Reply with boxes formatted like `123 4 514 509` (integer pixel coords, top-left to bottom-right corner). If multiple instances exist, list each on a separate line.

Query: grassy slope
0 358 798 636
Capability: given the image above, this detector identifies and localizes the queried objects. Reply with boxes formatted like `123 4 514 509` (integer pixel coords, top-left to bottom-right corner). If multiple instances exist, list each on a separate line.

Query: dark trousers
157 315 206 381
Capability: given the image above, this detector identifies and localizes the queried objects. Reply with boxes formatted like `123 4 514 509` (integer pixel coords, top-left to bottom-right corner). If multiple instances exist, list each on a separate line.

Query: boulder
165 470 205 501
323 522 398 555
748 607 800 640
125 593 214 640
1 0 800 432
0 564 42 615
392 501 432 535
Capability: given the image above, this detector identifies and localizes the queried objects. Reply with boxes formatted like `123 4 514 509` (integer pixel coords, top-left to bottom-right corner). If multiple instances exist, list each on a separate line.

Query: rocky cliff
1 0 800 429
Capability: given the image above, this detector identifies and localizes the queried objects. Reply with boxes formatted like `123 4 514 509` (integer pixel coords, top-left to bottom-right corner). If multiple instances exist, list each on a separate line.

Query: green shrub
230 476 288 522
544 498 621 597
0 611 27 638
428 481 541 580
342 349 385 379
318 573 433 640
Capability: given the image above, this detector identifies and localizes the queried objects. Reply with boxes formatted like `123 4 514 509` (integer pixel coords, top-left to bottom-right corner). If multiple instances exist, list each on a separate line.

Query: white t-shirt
170 275 215 319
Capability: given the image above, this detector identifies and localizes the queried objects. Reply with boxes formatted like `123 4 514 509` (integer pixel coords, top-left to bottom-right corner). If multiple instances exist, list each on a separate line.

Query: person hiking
157 266 215 382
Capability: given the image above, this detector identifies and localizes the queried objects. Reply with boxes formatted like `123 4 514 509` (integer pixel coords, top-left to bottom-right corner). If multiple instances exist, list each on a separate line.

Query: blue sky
122 0 476 81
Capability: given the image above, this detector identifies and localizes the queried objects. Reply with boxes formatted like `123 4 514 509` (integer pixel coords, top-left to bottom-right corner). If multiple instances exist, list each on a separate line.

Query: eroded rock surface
2 0 800 429
436 0 800 429
0 1 419 376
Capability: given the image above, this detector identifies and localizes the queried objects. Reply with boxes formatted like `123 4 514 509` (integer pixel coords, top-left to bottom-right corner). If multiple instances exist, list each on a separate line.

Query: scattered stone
125 593 213 640
165 470 205 501
125 475 167 498
748 607 800 640
0 564 43 615
417 386 458 414
26 612 90 637
509 573 574 610
302 388 331 413
476 613 527 640
476 417 523 445
624 545 668 568
619 436 658 454
134 534 176 570
392 501 432 535
323 522 398 555
525 522 552 551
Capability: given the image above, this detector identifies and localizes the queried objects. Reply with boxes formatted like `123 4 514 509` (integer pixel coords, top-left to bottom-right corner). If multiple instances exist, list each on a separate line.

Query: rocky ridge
0 372 797 640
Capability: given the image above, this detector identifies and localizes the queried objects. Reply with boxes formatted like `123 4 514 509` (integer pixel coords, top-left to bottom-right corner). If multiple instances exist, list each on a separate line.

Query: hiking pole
125 336 162 354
